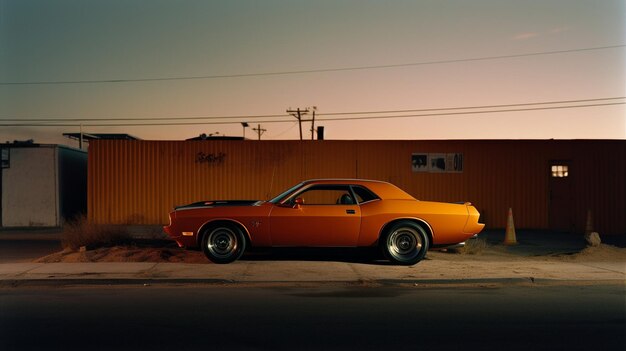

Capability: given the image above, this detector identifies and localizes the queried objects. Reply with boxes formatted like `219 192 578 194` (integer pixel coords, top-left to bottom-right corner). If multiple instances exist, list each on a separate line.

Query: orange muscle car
163 179 484 264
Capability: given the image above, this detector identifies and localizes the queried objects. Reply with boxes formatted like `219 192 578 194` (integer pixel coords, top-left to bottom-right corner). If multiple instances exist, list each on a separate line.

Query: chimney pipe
316 126 324 140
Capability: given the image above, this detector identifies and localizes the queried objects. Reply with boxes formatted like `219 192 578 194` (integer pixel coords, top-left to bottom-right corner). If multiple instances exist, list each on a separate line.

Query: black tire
381 221 429 265
201 224 246 264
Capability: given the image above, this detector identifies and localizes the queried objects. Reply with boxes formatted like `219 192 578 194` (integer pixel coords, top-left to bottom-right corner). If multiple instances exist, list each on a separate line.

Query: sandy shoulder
34 243 626 264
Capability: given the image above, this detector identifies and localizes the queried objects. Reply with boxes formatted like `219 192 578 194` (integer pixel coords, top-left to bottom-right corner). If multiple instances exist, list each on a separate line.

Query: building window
551 165 569 178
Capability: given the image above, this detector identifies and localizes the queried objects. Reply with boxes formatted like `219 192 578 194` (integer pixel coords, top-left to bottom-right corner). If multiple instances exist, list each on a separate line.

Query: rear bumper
432 234 478 250
463 205 485 234
464 222 485 234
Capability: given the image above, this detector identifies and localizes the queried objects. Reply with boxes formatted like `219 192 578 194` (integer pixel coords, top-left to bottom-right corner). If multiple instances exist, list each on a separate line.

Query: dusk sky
1 0 624 146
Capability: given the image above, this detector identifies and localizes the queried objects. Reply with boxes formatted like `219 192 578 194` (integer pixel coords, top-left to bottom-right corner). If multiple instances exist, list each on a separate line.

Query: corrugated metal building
88 140 625 235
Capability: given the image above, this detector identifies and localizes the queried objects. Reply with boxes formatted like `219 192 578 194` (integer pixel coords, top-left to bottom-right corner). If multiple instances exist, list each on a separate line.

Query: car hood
174 200 262 211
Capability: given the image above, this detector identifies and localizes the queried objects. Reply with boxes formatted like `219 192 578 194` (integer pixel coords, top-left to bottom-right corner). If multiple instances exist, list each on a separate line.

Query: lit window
551 165 569 178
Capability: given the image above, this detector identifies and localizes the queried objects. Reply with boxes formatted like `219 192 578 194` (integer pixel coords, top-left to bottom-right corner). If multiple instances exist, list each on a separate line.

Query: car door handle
346 209 356 214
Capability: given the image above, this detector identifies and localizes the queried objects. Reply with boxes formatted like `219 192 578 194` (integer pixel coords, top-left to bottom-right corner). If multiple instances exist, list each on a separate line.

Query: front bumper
163 224 197 248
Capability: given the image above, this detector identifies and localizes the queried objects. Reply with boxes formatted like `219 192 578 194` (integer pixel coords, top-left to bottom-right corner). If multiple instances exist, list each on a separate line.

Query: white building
0 143 87 227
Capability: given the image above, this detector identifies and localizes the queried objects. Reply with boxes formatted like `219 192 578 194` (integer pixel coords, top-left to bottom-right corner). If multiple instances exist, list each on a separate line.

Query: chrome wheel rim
207 227 238 259
387 227 423 262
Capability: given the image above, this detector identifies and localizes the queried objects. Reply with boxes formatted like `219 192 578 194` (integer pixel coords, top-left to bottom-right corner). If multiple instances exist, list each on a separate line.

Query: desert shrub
458 237 488 255
61 215 131 250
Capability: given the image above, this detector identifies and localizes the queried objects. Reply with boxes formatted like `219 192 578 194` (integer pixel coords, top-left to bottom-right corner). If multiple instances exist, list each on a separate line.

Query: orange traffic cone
503 208 517 245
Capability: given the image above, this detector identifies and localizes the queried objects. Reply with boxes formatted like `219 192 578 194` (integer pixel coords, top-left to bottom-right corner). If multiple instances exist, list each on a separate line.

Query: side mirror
293 197 304 208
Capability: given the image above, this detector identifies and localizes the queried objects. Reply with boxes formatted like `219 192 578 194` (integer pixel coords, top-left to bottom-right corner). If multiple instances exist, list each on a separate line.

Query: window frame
279 183 381 206
550 164 569 178
283 184 355 206
268 182 304 204
349 185 380 205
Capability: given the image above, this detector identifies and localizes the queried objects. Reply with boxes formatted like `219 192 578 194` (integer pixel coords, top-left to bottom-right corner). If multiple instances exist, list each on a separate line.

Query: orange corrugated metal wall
88 140 626 235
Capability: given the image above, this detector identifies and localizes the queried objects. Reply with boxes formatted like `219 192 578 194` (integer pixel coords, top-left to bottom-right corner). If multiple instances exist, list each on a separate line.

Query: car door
269 184 361 247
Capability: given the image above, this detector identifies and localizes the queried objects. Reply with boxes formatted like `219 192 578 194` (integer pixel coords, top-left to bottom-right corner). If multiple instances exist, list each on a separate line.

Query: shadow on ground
28 229 626 264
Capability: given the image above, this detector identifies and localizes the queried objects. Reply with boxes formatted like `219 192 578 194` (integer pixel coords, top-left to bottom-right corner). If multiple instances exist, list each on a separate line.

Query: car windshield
268 182 304 204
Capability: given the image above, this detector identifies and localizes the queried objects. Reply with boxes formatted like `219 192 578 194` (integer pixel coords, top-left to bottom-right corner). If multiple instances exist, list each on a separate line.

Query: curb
2 277 623 288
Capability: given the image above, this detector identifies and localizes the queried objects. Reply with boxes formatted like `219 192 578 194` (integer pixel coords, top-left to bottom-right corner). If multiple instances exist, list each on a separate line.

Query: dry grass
457 238 488 255
61 215 132 251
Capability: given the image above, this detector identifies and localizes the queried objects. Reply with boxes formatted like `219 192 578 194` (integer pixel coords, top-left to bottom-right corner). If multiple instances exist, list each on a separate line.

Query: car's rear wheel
381 221 429 265
201 224 246 264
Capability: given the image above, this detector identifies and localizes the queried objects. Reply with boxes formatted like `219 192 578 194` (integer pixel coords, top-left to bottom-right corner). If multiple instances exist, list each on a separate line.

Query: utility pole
252 124 266 140
286 107 309 140
310 106 317 140
79 123 83 150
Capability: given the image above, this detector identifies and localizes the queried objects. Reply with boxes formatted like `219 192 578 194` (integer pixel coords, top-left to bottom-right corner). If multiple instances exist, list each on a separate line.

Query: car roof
303 178 387 185
301 179 416 200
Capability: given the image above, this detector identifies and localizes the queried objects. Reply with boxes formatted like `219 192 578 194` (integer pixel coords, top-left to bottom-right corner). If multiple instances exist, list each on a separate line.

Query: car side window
295 185 354 205
351 186 380 204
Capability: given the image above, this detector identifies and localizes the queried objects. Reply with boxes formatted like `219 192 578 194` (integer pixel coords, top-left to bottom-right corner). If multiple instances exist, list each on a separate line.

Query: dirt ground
553 244 626 262
35 245 209 264
432 243 626 262
34 242 626 264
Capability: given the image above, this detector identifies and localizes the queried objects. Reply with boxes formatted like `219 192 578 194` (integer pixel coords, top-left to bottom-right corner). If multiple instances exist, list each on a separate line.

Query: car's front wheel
201 224 246 264
381 221 429 265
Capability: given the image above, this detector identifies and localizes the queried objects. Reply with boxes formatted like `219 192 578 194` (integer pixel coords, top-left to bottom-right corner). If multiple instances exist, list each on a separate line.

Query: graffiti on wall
195 152 226 165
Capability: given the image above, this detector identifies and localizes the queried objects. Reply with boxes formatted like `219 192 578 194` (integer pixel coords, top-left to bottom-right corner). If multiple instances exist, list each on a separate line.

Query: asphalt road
0 284 624 351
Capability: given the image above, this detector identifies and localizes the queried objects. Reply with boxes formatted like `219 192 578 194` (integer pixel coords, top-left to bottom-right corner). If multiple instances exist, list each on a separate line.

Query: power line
1 101 622 127
316 102 626 123
1 45 623 86
1 97 623 122
319 97 626 116
267 122 298 139
0 113 290 122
